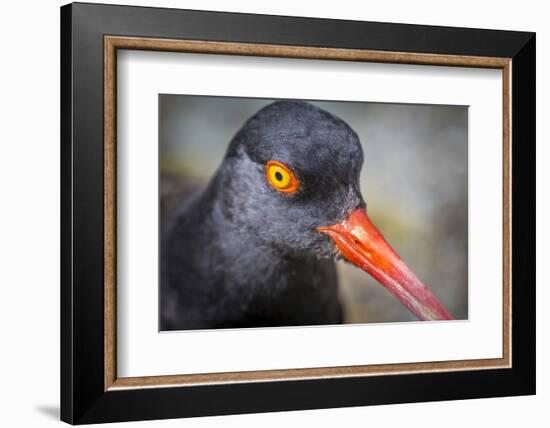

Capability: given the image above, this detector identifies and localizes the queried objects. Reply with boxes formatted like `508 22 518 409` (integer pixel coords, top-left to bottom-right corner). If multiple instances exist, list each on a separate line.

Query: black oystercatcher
161 101 452 330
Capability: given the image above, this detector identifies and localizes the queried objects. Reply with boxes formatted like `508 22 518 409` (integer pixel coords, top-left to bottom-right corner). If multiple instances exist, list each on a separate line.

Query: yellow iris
265 160 299 193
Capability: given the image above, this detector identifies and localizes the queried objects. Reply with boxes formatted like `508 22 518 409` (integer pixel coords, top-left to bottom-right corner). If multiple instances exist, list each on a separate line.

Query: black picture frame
61 2 535 424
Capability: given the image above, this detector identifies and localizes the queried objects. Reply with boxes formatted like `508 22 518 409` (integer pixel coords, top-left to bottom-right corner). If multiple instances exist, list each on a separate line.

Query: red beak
318 208 453 321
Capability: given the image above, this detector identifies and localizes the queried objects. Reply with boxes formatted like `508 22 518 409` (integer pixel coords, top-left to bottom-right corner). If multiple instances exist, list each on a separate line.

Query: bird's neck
162 168 340 329
197 171 281 258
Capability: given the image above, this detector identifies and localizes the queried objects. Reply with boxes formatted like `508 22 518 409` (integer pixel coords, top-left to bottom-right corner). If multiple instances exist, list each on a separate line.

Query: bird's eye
265 160 300 193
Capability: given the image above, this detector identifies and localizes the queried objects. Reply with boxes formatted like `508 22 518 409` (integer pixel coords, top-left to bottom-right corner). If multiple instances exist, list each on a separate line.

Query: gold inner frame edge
104 36 512 391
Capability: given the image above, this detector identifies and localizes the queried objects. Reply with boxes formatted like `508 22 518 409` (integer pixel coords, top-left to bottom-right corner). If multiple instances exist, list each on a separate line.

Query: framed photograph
60 2 535 424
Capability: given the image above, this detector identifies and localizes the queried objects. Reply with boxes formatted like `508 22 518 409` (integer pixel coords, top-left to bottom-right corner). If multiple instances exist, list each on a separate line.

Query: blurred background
159 95 468 323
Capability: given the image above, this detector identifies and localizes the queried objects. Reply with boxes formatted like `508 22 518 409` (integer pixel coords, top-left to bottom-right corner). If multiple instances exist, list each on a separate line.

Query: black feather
161 101 364 330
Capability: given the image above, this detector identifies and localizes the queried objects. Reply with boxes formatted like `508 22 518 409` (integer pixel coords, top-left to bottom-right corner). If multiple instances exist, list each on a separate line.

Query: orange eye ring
265 160 300 194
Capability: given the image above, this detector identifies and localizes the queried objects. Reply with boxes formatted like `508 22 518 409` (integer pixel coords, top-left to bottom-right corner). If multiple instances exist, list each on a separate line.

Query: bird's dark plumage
161 101 365 330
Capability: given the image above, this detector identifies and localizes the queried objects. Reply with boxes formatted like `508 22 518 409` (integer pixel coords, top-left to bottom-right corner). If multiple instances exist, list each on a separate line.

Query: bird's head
216 100 452 321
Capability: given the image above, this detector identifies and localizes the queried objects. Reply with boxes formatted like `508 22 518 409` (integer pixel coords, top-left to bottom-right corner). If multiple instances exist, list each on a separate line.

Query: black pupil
275 171 283 181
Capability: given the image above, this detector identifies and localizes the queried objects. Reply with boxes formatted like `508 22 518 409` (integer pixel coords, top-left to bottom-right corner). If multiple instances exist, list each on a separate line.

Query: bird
160 100 452 331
